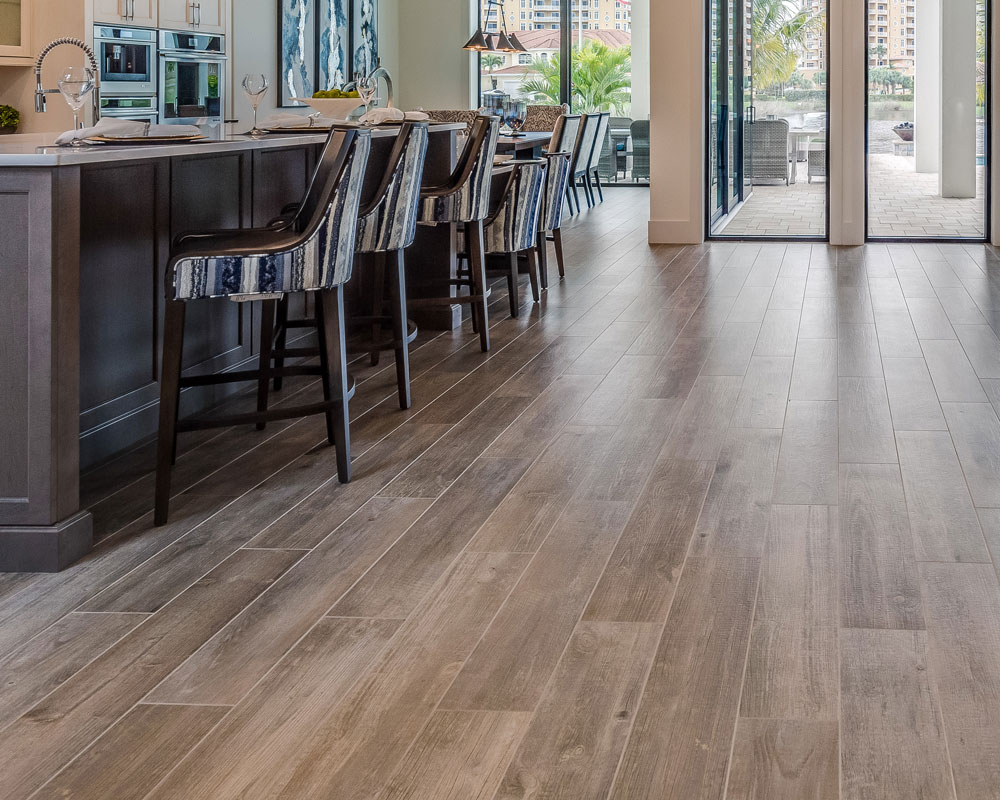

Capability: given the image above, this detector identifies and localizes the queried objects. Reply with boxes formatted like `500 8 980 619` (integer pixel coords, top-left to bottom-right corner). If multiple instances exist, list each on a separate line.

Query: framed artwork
278 0 378 108
352 0 378 78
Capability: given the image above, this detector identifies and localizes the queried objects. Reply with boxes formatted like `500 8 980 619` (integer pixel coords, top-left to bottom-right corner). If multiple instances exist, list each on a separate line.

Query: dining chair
466 158 547 318
537 151 573 288
270 122 430 411
569 113 600 212
409 114 501 352
583 112 611 205
154 128 371 525
547 113 582 212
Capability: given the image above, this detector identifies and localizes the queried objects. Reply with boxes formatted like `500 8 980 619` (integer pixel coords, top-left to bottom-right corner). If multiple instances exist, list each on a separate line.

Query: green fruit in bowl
312 89 361 99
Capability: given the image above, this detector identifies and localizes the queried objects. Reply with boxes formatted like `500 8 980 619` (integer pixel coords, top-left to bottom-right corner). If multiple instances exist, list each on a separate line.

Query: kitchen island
0 125 463 571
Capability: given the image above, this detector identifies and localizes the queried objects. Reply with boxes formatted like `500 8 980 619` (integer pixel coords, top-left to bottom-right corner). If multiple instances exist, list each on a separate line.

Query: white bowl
291 97 364 119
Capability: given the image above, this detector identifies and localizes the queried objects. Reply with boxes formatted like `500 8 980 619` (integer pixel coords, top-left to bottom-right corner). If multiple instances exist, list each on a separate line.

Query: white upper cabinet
93 0 158 28
158 0 225 34
0 0 32 62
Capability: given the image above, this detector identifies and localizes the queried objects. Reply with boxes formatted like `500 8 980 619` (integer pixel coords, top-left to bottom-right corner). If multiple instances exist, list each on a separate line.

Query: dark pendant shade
508 32 528 53
494 30 517 53
463 27 493 52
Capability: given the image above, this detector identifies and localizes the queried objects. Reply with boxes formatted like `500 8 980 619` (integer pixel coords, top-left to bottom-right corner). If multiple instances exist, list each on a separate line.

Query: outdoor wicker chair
749 118 791 185
631 120 650 182
808 137 827 183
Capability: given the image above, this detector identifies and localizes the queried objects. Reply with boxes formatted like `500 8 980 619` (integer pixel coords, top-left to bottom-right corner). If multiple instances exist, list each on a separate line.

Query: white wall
630 0 649 121
395 0 476 110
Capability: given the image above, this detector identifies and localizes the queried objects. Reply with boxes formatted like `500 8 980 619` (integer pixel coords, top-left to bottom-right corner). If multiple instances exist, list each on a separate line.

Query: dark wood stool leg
272 294 289 391
256 299 276 431
467 220 491 352
154 300 186 526
553 227 566 278
390 249 412 410
537 237 549 290
526 247 541 303
370 252 386 367
317 287 352 483
506 252 520 318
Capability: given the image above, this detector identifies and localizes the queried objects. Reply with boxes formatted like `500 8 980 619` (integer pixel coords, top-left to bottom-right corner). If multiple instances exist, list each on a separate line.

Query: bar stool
466 158 547 318
154 128 371 525
408 115 500 352
536 151 573 288
272 122 430 410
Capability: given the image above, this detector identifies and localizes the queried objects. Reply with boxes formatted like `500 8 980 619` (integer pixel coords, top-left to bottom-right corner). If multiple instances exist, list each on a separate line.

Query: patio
717 154 987 239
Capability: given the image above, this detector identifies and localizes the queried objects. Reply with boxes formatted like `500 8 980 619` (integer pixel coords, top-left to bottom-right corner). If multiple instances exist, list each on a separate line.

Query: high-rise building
800 0 826 78
482 0 632 34
868 0 916 75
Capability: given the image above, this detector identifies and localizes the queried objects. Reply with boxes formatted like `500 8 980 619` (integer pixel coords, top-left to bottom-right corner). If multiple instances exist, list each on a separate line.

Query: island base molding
0 512 94 573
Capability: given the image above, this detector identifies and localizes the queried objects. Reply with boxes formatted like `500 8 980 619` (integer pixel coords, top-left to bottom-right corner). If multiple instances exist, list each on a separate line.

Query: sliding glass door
866 0 989 239
709 0 829 238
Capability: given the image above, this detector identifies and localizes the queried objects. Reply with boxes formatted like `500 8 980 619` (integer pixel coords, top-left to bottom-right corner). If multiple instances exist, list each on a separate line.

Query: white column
915 0 941 173
647 0 703 242
630 0 650 121
940 0 977 197
829 0 867 244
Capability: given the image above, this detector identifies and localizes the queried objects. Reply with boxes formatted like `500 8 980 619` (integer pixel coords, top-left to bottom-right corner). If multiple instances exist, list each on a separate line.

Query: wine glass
356 75 378 119
58 66 96 144
508 101 527 138
242 74 269 136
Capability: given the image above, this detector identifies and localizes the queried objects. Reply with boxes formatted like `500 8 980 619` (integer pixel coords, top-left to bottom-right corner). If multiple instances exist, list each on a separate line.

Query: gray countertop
0 124 464 167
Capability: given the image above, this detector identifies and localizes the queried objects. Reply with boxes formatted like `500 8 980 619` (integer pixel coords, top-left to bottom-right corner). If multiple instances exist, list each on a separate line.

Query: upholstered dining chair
569 113 601 212
583 112 611 205
537 151 573 288
467 158 547 318
271 122 430 411
547 113 582 212
523 104 566 133
409 114 500 352
154 128 371 525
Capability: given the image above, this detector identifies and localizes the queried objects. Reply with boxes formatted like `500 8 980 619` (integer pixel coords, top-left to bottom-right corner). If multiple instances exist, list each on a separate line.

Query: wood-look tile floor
4 188 1000 799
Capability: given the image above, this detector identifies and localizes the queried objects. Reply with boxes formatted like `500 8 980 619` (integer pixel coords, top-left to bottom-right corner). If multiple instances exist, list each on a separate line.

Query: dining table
494 130 552 159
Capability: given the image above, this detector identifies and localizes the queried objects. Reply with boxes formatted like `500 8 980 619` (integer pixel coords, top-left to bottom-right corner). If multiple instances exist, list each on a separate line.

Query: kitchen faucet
34 37 101 122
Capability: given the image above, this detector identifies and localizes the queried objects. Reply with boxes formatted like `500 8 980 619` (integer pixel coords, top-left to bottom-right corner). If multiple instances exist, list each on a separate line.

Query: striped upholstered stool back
484 159 547 255
172 130 371 300
356 122 429 254
420 115 500 225
541 152 573 233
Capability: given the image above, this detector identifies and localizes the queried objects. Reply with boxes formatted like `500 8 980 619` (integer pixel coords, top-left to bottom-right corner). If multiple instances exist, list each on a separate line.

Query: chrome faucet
34 38 101 122
344 65 395 109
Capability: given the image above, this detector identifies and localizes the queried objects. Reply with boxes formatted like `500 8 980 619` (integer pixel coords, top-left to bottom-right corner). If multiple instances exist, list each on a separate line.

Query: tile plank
839 377 897 463
772 401 839 505
726 719 839 800
942 402 1000 507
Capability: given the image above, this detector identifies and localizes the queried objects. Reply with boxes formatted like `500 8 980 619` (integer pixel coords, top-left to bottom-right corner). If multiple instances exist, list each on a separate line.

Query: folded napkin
359 108 430 125
258 112 340 129
55 118 202 145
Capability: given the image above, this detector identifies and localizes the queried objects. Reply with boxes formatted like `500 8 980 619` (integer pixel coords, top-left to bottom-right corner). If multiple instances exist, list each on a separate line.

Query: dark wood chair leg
526 247 540 303
272 294 289 391
256 299 276 431
154 300 186 526
570 183 581 215
593 169 604 202
582 174 595 208
370 252 386 367
506 252 520 318
317 287 351 483
553 227 566 278
467 220 491 352
390 249 412 410
537 238 549 289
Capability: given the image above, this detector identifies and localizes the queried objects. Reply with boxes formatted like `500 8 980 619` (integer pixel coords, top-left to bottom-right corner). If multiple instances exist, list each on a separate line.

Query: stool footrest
179 364 324 388
177 396 353 432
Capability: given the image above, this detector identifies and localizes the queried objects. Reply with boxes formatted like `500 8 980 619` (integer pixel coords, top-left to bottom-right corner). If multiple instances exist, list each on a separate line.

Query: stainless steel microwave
94 26 157 96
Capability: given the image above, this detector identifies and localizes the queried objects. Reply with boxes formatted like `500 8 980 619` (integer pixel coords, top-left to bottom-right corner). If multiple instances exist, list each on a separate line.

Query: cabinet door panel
93 0 128 25
158 0 193 30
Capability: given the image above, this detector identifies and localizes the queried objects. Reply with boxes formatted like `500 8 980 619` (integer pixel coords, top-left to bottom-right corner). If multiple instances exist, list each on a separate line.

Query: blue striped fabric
483 159 546 254
541 152 572 232
173 132 371 300
356 124 429 254
420 117 500 224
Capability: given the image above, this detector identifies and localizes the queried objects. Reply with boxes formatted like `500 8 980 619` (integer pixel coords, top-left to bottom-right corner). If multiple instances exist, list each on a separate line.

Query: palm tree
481 54 504 73
520 43 632 114
752 0 822 93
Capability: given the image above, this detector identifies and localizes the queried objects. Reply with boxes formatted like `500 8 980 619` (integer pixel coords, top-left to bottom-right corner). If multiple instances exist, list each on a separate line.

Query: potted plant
0 105 19 134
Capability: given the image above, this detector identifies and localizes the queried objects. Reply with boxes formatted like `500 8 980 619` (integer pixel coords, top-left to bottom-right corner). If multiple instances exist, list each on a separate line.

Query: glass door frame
704 0 832 241
863 0 992 243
